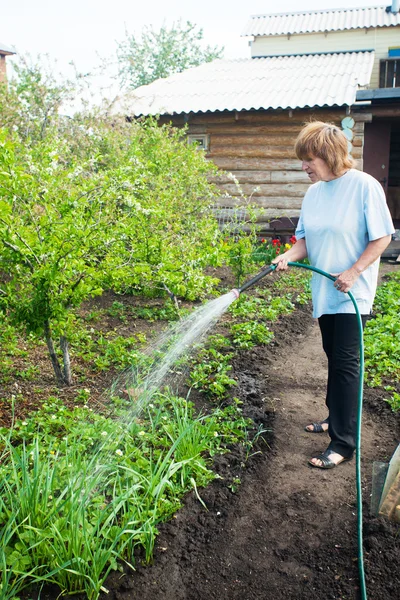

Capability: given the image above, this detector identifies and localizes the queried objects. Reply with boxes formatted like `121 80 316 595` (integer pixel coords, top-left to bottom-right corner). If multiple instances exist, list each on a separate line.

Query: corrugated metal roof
112 51 374 117
242 6 400 37
0 42 16 55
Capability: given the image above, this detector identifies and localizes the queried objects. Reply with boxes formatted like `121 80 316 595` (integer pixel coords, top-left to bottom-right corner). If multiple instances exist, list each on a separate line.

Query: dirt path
104 311 399 600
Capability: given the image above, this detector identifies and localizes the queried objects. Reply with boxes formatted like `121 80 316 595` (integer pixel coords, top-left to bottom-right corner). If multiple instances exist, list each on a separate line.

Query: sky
1 0 386 102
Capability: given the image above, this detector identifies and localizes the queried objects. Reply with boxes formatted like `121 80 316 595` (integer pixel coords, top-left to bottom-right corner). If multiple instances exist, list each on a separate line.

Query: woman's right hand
271 254 290 270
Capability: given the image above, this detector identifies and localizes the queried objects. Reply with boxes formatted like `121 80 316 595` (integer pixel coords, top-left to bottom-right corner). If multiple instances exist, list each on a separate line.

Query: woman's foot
304 418 329 433
308 449 352 469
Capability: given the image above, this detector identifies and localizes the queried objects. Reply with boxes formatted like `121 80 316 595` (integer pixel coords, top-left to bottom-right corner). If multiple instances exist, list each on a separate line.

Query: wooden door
363 122 391 193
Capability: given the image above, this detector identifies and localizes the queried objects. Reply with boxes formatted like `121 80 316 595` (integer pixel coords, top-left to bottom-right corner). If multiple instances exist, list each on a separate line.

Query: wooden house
0 42 15 83
114 3 400 233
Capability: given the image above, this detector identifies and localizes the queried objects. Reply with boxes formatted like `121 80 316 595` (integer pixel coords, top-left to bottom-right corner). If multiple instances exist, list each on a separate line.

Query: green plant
251 238 287 264
130 300 185 322
229 293 294 323
230 321 274 349
228 476 241 493
189 348 236 398
108 301 128 323
363 272 400 410
0 64 224 384
385 391 400 412
0 390 255 599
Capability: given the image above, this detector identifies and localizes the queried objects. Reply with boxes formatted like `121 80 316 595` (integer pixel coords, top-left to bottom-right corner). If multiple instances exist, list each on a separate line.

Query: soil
100 274 400 600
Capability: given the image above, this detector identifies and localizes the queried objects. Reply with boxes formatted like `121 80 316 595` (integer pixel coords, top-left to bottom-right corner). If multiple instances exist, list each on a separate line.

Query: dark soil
8 266 400 600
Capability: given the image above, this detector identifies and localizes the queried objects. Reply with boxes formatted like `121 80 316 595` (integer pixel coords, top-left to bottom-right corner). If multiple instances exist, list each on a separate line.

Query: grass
0 391 252 599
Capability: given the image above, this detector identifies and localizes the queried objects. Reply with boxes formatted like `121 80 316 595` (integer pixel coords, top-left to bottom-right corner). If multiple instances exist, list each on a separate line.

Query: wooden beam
352 113 373 123
350 146 362 159
370 107 400 118
209 170 310 184
190 108 346 125
215 196 303 210
210 157 303 171
217 209 301 221
271 171 310 183
208 146 297 158
210 134 298 146
191 123 307 135
217 182 309 197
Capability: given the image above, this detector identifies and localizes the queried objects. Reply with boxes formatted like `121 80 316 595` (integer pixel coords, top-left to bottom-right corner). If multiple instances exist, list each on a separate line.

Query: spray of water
110 290 239 419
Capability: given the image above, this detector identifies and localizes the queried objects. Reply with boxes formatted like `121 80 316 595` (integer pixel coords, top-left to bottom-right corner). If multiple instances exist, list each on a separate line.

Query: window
187 134 209 150
379 56 400 88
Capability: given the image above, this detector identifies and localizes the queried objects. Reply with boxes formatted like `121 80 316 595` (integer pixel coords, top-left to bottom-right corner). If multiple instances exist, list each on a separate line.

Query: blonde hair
294 121 355 175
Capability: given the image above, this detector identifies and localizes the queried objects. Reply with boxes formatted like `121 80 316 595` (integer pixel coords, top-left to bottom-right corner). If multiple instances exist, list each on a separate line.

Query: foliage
364 271 400 410
384 391 400 412
230 321 274 350
272 267 312 296
189 348 237 398
252 237 294 265
0 62 222 384
224 235 255 288
229 293 294 322
117 20 223 89
0 57 81 142
223 235 296 288
0 392 250 599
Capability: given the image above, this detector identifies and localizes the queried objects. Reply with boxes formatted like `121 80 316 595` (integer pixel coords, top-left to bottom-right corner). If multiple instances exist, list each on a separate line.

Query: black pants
318 313 368 458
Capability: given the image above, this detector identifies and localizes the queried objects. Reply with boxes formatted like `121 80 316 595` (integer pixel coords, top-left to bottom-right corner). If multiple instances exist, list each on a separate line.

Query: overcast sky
2 1 384 103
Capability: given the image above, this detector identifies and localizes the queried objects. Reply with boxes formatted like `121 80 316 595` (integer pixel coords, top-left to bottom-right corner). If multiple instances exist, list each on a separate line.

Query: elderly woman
272 121 394 469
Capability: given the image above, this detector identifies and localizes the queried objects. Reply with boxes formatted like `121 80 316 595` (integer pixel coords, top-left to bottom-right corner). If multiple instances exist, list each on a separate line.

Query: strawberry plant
230 321 274 350
189 348 237 398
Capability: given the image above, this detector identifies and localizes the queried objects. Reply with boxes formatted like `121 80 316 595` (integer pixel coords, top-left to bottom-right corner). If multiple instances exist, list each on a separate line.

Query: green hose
237 261 367 600
287 262 367 600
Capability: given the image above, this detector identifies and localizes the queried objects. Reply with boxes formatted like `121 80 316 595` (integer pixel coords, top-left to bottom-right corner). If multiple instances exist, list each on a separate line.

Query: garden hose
233 261 367 600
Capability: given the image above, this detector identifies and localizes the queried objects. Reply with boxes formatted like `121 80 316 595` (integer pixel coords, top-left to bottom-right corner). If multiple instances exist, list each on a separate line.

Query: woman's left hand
332 266 361 293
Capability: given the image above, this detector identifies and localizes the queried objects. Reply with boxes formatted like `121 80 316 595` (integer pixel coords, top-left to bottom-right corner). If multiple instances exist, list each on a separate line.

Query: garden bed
1 267 399 600
97 290 399 600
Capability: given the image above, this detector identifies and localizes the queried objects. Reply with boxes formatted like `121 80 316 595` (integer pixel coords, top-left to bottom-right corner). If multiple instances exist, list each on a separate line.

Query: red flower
290 235 297 244
276 247 281 255
261 238 266 243
272 239 281 246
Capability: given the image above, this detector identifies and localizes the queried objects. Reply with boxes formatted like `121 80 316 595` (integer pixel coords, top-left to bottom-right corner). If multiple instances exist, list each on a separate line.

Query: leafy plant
363 271 400 410
0 65 223 384
230 293 294 322
189 348 236 398
0 391 253 599
230 321 274 350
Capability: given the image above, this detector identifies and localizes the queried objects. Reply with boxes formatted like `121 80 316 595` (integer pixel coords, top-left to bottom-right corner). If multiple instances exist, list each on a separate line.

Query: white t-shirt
295 169 395 319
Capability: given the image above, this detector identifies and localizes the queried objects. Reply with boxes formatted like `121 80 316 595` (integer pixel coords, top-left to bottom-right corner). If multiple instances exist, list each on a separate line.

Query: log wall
161 108 365 235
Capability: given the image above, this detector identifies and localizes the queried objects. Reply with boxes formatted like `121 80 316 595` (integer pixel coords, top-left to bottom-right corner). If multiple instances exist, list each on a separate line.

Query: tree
0 131 128 385
0 63 222 385
116 20 223 89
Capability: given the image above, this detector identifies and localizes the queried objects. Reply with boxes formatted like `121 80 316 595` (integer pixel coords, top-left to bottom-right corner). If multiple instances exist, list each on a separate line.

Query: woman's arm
334 235 392 293
271 238 308 271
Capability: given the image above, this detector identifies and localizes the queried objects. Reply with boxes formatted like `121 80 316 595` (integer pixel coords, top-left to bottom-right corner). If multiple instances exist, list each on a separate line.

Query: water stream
110 290 238 420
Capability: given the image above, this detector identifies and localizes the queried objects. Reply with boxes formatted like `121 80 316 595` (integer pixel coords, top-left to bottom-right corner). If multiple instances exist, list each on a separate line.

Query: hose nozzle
231 288 240 299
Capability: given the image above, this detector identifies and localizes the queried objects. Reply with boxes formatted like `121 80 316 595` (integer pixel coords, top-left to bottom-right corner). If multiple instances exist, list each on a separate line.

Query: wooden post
379 471 400 522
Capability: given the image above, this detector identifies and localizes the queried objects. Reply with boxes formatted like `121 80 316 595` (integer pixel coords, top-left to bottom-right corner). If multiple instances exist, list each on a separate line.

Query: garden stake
232 261 368 600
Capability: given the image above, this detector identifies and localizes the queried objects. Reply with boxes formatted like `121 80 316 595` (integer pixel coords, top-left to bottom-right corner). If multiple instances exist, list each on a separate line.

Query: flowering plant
253 235 296 264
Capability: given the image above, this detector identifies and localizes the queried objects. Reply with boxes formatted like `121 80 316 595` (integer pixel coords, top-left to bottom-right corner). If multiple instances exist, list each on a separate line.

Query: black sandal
308 449 352 469
304 418 329 433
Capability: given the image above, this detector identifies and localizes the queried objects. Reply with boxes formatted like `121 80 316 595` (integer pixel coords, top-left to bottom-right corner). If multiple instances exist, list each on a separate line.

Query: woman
272 121 394 469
